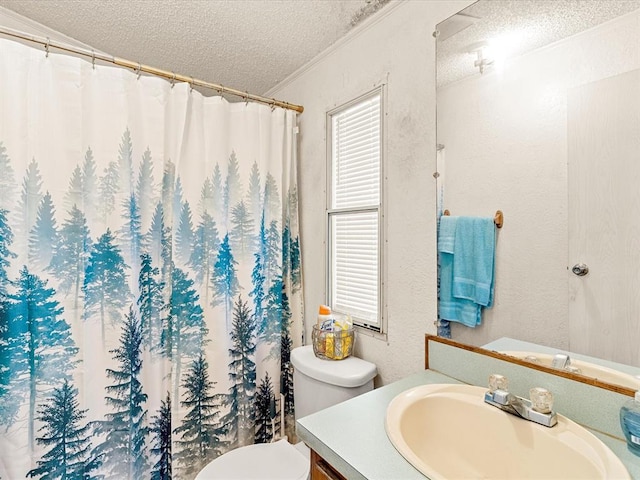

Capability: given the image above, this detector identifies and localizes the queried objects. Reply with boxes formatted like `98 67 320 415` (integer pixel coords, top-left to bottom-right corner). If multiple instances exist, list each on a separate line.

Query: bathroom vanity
297 336 640 479
300 369 459 480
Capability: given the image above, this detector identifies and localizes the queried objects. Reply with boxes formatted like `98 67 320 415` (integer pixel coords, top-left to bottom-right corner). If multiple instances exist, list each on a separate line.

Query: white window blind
328 90 382 329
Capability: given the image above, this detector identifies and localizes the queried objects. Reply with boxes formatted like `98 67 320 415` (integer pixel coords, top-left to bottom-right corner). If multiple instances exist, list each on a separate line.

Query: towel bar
442 209 503 229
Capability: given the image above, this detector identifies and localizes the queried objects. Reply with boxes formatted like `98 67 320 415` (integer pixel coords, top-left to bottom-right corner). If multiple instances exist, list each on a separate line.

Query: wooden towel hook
494 210 504 228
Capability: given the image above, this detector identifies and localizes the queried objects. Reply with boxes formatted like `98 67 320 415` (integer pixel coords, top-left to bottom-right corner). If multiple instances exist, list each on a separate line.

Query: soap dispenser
620 391 640 456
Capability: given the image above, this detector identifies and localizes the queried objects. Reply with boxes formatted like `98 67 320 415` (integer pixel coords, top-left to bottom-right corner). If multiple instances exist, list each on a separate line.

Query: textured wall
0 6 94 48
268 0 473 386
438 9 640 350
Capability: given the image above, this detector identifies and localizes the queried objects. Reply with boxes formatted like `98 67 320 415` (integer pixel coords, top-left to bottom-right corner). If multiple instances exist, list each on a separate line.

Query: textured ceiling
437 0 640 87
0 0 390 97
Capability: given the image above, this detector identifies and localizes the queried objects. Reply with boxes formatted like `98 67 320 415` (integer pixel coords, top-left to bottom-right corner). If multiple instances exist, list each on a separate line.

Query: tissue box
312 325 355 360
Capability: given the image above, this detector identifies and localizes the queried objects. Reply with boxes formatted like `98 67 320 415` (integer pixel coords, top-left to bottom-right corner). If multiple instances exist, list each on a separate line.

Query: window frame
325 85 386 334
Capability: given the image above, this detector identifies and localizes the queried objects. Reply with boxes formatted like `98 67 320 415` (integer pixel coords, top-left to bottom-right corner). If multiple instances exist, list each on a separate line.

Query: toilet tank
291 345 377 419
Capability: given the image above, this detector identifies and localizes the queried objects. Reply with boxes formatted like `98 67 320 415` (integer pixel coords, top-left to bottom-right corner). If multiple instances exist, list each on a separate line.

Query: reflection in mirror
484 337 640 391
426 335 637 396
435 0 640 387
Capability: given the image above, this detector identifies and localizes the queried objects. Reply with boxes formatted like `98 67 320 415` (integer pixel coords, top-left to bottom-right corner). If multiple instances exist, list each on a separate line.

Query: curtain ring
91 50 96 70
245 91 250 107
270 101 276 112
171 72 176 88
45 37 50 58
136 62 142 80
190 76 194 93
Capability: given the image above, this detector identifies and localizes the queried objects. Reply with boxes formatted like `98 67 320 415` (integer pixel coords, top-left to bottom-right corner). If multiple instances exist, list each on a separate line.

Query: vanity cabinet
310 449 347 480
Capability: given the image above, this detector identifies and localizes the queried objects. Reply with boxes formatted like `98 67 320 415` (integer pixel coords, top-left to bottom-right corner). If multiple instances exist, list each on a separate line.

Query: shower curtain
0 37 302 479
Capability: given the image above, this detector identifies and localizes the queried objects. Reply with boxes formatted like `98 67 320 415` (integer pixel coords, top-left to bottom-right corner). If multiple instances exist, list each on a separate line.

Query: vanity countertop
296 369 640 480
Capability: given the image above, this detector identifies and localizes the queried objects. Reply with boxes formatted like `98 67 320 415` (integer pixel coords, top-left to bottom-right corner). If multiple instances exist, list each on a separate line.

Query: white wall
268 0 472 385
437 9 640 349
0 6 94 49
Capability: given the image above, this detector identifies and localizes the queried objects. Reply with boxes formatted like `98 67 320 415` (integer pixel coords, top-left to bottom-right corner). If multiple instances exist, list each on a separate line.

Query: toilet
195 345 377 479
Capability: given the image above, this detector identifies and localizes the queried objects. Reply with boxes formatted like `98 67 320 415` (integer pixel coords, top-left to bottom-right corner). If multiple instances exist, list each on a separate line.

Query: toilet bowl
194 345 377 480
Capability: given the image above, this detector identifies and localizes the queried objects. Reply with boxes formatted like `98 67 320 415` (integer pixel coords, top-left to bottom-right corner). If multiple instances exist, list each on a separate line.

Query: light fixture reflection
472 29 530 75
469 41 493 74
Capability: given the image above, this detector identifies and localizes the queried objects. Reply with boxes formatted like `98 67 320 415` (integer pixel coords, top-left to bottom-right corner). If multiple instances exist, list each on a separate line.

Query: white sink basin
385 384 630 480
502 351 640 390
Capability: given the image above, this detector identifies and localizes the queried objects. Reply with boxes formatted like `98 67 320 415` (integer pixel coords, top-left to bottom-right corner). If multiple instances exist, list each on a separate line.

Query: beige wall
268 0 472 385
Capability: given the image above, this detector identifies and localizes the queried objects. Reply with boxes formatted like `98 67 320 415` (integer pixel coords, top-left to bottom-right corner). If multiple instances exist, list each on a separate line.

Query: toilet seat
194 438 309 480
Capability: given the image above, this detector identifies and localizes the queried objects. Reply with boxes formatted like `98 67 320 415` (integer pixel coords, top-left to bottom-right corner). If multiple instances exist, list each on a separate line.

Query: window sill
355 323 387 342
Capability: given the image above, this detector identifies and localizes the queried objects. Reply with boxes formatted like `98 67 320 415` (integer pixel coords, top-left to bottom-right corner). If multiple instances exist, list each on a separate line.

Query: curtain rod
0 25 304 114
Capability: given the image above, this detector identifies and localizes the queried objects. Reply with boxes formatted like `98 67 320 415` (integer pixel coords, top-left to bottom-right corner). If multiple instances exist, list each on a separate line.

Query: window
327 88 383 331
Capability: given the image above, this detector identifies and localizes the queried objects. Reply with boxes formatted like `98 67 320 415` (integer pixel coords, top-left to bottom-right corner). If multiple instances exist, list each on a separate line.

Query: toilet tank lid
291 345 377 388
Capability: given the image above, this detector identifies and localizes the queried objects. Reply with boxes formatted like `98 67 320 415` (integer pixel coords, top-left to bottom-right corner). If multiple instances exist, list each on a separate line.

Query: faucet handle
488 374 509 393
530 387 554 414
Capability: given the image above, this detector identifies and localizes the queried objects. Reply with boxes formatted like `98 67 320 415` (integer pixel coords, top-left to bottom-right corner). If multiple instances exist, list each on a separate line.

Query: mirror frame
425 334 635 397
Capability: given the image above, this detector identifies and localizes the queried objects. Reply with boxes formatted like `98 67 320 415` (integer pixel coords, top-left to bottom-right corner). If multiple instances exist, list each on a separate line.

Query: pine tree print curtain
0 38 303 479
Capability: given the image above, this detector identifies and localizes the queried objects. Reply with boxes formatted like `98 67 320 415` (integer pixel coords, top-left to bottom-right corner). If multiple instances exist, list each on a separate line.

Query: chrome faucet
551 353 571 369
551 353 584 374
484 374 558 428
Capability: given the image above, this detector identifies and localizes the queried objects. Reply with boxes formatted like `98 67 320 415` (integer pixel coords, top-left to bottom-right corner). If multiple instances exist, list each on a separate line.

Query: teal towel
438 215 482 327
439 251 482 327
452 217 496 307
438 216 457 254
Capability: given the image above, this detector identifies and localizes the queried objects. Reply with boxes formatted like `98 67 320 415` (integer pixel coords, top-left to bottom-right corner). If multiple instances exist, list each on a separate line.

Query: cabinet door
310 449 347 480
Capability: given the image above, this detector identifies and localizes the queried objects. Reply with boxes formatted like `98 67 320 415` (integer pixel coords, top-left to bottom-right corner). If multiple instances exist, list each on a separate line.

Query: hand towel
439 250 483 327
438 215 457 254
438 215 482 327
452 217 496 307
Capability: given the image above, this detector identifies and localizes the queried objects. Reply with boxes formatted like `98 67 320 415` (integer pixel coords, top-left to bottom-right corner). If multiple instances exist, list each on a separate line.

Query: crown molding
263 0 406 97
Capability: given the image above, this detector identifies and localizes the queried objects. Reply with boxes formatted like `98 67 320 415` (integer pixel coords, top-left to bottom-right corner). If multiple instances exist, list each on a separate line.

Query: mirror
435 0 640 388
